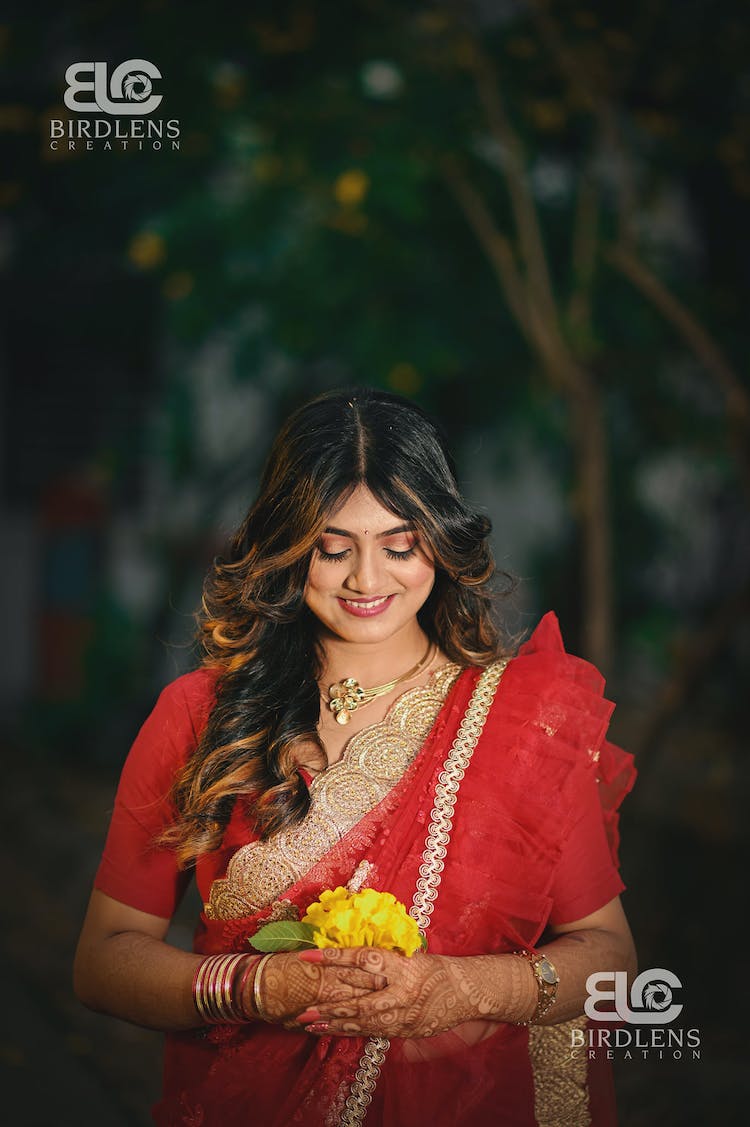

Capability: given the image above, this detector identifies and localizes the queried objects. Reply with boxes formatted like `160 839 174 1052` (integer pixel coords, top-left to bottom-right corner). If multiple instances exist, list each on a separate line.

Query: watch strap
512 949 559 1025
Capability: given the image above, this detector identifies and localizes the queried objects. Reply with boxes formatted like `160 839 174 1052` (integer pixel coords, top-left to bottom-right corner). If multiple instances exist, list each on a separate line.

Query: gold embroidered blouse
204 662 462 920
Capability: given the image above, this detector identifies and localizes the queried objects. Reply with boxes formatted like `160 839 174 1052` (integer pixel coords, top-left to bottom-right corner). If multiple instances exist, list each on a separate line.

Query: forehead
328 485 405 531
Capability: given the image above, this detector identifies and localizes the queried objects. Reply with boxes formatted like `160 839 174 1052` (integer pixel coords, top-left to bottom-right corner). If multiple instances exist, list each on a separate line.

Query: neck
317 621 431 688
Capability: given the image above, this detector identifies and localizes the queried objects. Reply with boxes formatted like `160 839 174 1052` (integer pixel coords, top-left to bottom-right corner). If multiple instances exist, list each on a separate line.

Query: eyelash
317 546 418 562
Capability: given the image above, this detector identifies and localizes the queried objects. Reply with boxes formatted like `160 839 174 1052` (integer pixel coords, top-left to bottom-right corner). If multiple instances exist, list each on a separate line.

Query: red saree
96 612 636 1127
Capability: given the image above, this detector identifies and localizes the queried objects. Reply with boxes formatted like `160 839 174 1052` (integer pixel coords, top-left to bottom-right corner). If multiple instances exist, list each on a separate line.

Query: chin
321 608 419 645
333 617 406 643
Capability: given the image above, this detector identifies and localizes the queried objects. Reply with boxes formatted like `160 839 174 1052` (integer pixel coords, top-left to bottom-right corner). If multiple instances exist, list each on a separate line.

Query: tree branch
442 159 614 668
634 580 750 764
567 169 600 339
441 158 531 336
466 41 560 324
605 243 750 428
529 0 639 246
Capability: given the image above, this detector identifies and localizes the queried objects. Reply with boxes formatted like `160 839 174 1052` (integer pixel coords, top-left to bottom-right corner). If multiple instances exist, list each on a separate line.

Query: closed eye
317 547 351 561
317 545 418 562
384 546 417 560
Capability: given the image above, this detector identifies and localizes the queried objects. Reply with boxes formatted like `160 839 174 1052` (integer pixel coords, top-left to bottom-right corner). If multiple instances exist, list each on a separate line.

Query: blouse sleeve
546 767 625 925
515 611 637 927
93 669 216 918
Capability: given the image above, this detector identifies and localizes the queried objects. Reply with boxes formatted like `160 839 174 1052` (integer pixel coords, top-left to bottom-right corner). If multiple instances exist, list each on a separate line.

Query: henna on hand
242 951 388 1029
296 948 536 1039
300 921 636 1037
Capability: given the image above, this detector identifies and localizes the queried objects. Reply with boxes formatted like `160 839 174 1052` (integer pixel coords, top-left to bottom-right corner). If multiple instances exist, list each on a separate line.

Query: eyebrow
322 523 415 539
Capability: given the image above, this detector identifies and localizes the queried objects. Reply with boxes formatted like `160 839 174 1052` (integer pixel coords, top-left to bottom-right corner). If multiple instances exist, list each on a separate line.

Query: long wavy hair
162 388 513 866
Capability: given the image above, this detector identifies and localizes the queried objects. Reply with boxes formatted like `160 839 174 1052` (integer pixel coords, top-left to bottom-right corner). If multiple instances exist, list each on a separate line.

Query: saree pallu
154 614 636 1127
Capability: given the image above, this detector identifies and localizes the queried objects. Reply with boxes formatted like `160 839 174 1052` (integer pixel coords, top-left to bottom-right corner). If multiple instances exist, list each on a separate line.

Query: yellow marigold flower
128 230 166 270
333 169 369 206
303 887 423 957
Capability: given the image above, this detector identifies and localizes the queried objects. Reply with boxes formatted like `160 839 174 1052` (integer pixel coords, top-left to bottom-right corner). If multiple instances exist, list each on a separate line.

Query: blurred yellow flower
387 362 421 395
128 230 166 270
334 169 369 206
303 886 423 957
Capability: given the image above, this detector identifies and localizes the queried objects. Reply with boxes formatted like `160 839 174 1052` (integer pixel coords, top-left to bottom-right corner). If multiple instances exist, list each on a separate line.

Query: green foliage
4 0 748 755
249 921 317 952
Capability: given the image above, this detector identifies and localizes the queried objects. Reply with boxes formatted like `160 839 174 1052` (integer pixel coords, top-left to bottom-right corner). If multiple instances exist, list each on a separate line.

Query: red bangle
234 955 262 1020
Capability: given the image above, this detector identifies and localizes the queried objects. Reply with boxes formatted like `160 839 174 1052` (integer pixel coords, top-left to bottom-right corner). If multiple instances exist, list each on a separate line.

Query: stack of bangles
192 952 274 1024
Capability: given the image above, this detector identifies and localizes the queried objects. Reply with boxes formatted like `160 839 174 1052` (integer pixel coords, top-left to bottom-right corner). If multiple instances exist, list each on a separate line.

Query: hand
294 948 496 1039
244 951 388 1030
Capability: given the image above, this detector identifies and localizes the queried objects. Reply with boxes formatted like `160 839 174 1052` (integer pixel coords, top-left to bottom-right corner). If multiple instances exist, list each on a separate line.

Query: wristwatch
513 950 560 1024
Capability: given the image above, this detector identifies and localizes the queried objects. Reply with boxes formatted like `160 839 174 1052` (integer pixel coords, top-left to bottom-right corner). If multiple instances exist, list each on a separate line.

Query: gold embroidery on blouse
528 1017 591 1126
204 663 462 920
337 659 509 1127
264 899 299 923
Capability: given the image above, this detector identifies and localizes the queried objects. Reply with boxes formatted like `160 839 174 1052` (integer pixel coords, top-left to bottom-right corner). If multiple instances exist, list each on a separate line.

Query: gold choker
323 642 435 725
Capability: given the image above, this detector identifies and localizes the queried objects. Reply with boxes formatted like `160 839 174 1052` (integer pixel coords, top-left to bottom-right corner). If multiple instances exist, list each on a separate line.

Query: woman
75 388 637 1126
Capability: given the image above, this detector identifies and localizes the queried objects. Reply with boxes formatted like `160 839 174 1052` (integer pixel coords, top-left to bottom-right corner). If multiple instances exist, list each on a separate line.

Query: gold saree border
528 1017 591 1126
336 658 510 1127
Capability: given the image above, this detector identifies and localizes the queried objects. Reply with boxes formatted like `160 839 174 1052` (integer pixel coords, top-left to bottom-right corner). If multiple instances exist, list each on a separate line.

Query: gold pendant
328 677 364 725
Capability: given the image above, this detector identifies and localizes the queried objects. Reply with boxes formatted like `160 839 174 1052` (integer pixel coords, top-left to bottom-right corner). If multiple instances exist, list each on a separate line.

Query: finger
314 989 395 1024
295 982 374 1024
299 947 390 974
317 1001 360 1021
326 984 374 1002
329 967 388 992
306 1019 366 1037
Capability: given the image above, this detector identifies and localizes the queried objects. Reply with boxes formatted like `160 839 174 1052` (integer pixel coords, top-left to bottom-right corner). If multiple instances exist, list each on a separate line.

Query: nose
342 544 388 595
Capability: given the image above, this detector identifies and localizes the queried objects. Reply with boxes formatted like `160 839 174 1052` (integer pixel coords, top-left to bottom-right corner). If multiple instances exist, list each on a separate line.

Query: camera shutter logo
584 968 684 1024
64 59 163 115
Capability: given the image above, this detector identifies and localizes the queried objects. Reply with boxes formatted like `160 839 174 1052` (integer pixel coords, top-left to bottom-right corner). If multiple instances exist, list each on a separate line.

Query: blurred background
1 1 748 1123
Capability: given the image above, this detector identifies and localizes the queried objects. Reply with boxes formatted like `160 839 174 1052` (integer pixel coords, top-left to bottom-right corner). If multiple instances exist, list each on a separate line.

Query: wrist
511 950 559 1025
453 953 538 1025
445 955 508 1025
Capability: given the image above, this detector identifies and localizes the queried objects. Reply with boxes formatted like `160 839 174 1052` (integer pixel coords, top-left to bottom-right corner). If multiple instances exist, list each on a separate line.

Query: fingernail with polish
298 949 326 963
305 1022 330 1034
296 1009 321 1024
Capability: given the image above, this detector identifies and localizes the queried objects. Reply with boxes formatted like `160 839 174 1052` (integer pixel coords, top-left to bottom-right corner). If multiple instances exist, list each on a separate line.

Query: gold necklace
323 640 436 725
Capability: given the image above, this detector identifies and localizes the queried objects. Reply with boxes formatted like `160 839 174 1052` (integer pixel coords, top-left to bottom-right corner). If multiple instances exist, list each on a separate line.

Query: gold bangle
192 957 213 1023
205 955 226 1022
513 949 559 1025
253 953 275 1022
193 953 249 1024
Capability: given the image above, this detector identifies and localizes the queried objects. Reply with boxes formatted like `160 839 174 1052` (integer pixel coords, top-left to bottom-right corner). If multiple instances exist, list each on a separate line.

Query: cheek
402 557 436 593
304 561 327 601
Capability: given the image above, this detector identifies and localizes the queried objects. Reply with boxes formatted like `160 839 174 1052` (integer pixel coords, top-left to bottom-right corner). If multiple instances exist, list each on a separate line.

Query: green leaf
420 932 429 951
249 921 317 952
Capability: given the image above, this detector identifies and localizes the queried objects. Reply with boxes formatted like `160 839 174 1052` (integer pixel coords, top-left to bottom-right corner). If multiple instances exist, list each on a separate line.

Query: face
304 485 436 646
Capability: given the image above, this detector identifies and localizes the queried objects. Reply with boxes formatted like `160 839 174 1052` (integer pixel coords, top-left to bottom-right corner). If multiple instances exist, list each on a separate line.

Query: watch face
539 958 559 985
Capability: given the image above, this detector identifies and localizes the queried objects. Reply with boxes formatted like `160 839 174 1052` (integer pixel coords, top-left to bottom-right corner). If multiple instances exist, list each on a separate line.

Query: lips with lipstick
337 594 396 617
